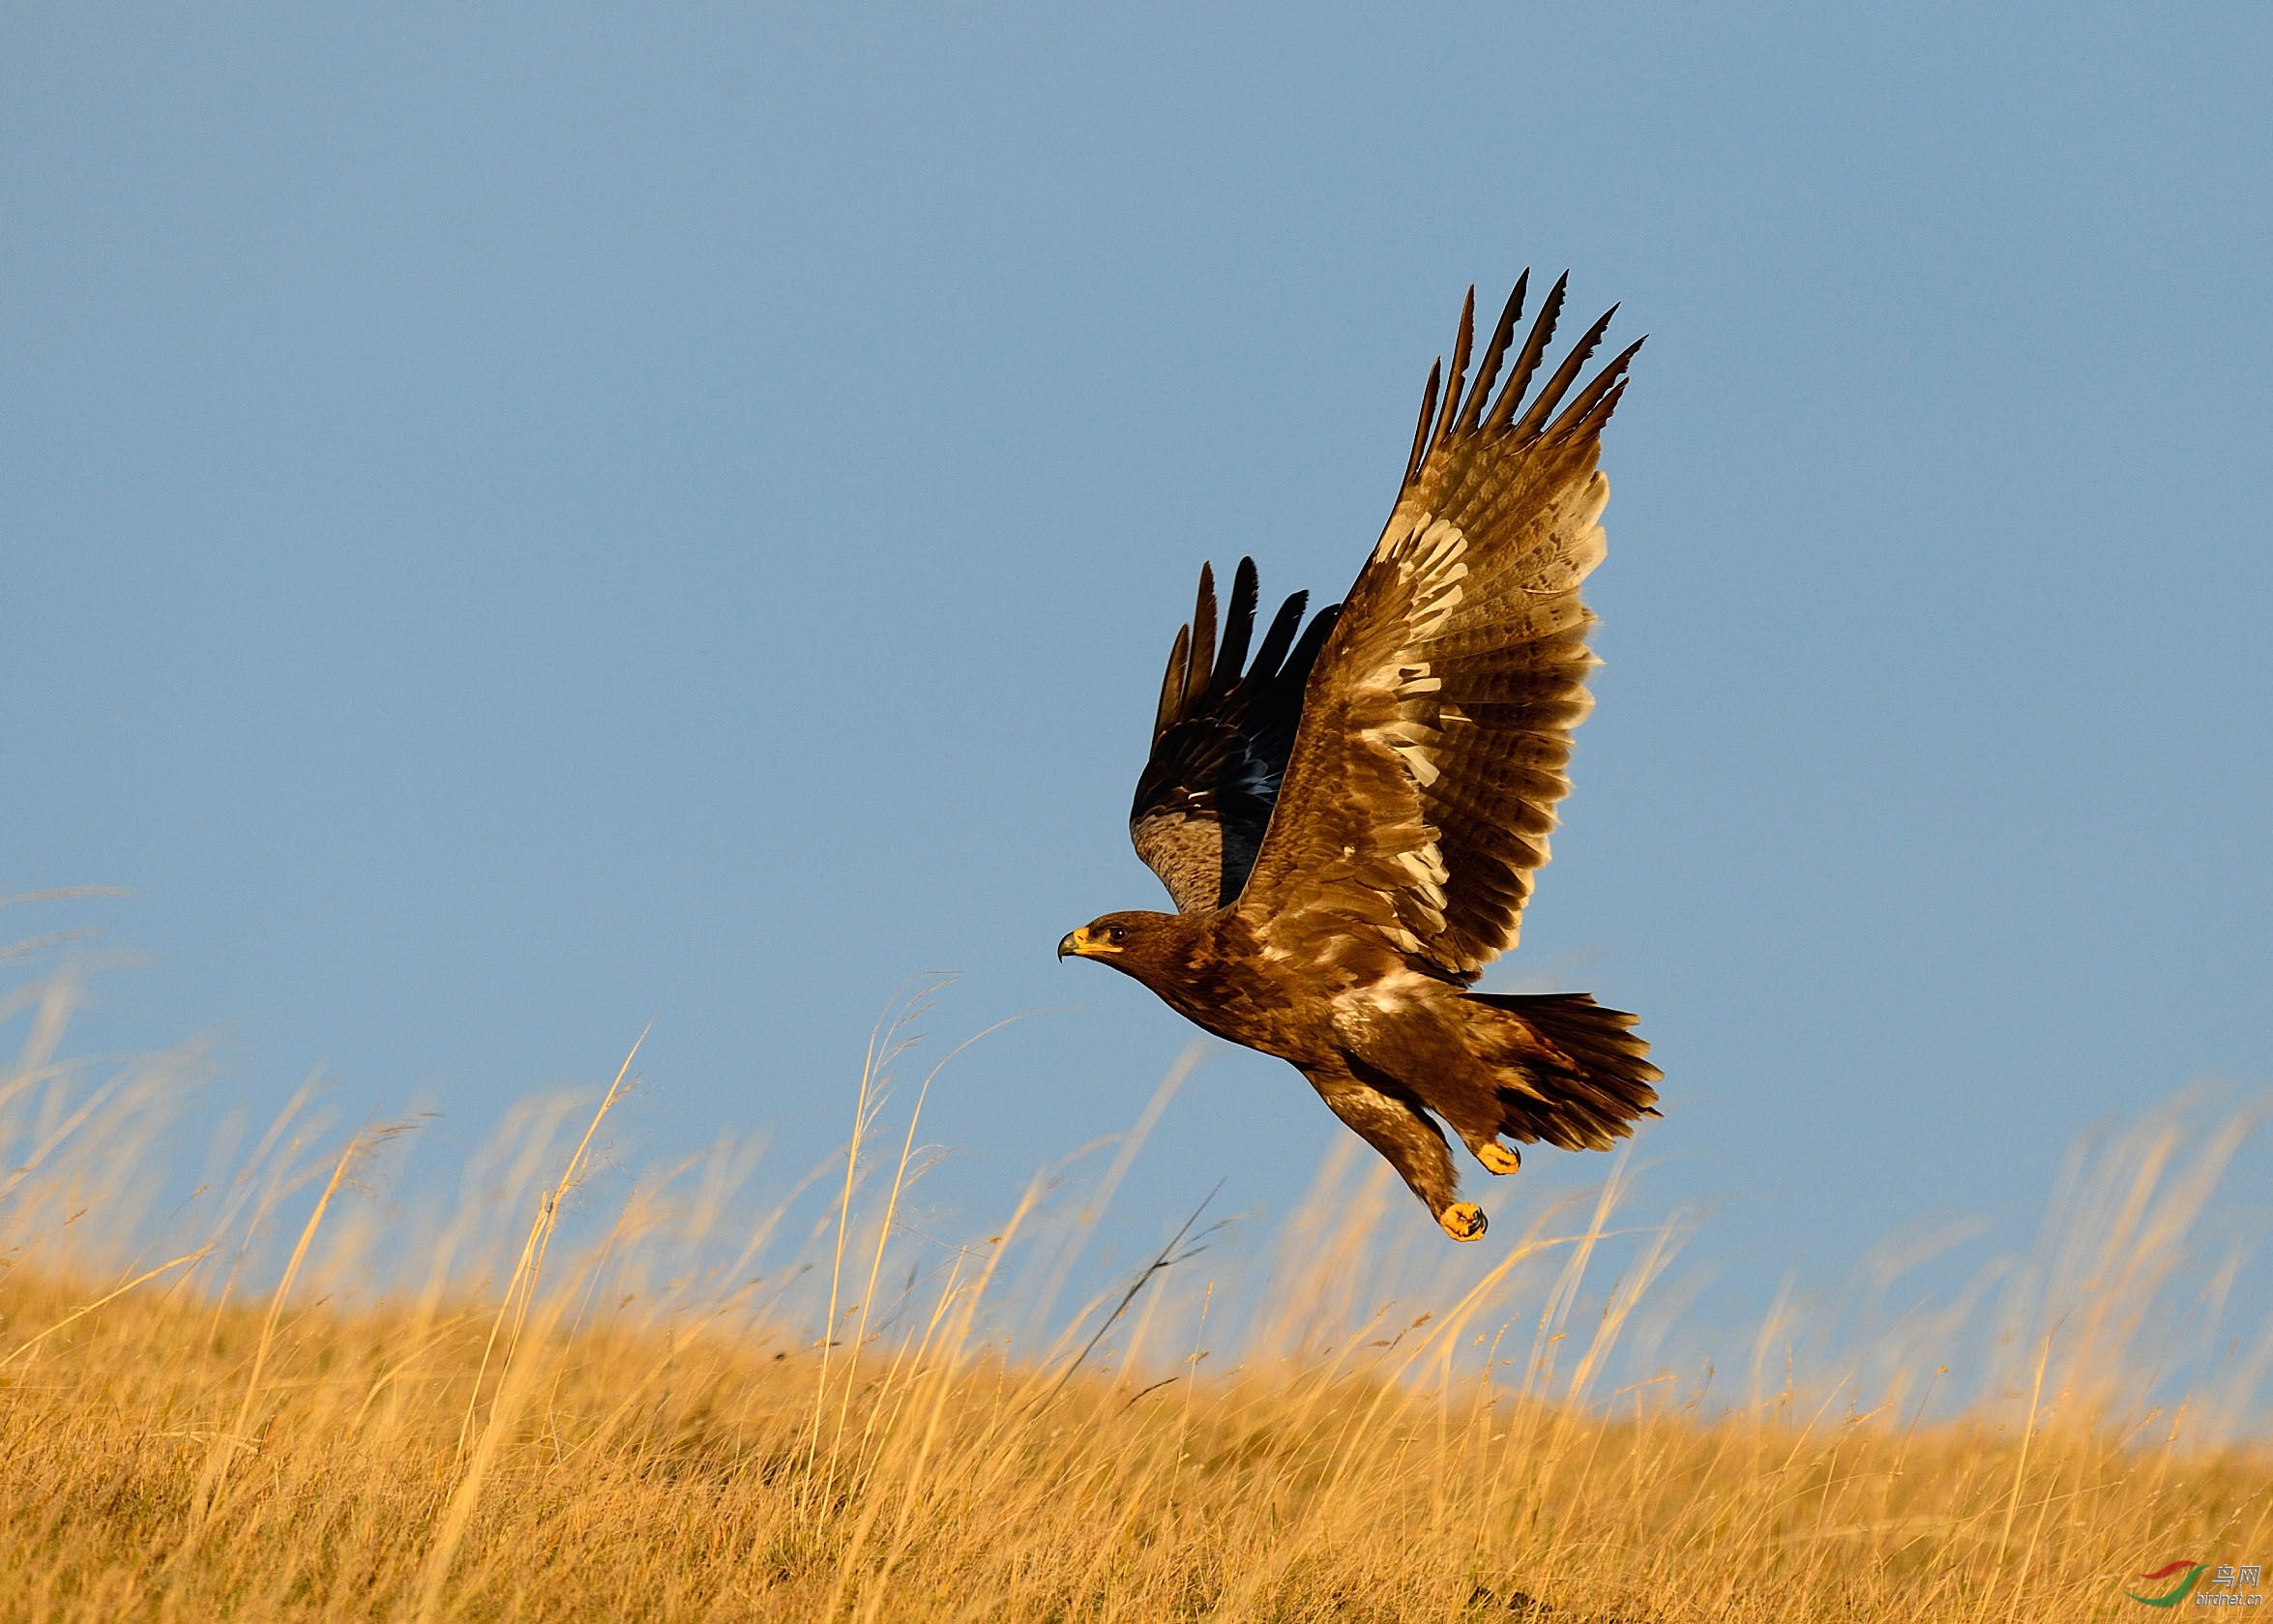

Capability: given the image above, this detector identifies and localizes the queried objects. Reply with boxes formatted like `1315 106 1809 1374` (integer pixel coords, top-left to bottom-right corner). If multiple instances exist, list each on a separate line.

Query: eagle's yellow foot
1438 1202 1488 1242
1477 1141 1522 1175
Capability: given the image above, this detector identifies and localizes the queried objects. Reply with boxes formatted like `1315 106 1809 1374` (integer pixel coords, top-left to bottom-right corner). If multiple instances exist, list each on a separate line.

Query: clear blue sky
5 6 2268 1328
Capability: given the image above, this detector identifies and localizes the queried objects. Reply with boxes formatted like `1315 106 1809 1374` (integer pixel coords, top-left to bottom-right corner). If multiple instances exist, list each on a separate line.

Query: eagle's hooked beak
1058 926 1121 960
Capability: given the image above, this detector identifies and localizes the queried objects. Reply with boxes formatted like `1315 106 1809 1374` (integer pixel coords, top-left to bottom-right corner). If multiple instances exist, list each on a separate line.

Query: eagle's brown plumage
1061 275 1660 1241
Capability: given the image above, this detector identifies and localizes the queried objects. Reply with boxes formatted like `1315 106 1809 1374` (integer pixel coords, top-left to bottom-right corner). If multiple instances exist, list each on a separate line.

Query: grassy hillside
1 960 2266 1620
0 1254 2266 1622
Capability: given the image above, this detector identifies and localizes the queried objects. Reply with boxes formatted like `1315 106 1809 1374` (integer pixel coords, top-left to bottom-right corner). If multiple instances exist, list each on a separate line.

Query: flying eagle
1059 274 1660 1241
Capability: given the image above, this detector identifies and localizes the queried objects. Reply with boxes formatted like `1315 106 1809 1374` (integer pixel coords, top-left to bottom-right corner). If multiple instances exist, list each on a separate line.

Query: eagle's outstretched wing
1129 557 1340 913
1236 274 1642 979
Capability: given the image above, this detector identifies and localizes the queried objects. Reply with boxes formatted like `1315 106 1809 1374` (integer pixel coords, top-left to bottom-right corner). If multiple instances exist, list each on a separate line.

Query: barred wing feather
1237 275 1642 979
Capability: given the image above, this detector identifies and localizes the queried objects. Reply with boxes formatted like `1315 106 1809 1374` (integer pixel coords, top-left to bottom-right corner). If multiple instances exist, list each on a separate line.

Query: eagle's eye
1106 925 1128 945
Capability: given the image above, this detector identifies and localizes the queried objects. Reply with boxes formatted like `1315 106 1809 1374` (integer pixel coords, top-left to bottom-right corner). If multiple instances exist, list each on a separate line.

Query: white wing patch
1357 513 1476 797
1397 517 1469 639
1372 718 1440 785
1395 845 1449 908
1331 966 1445 1035
1349 511 1491 961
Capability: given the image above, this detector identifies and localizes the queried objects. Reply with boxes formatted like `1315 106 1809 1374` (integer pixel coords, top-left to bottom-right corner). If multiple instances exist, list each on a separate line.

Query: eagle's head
1057 910 1188 980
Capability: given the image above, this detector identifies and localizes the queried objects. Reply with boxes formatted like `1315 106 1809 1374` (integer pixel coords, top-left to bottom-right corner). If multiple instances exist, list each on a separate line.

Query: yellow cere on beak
1058 927 1121 960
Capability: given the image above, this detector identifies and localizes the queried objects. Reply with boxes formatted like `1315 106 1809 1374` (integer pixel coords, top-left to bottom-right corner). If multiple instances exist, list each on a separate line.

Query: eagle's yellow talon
1438 1201 1488 1241
1477 1141 1521 1175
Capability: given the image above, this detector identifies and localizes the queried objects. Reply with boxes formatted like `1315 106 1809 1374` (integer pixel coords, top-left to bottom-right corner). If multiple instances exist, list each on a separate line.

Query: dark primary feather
1238 274 1645 981
1454 272 1526 439
1485 271 1566 436
1129 558 1341 913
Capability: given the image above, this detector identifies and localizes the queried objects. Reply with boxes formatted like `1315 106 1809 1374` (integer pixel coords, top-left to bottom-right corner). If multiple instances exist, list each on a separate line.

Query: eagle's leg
1304 1060 1486 1242
1428 1078 1528 1175
1470 1137 1522 1175
1368 1031 1527 1176
1339 1000 1532 1181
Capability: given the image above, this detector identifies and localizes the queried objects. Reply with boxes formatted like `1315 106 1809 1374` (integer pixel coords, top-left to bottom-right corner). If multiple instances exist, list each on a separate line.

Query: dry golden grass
1 951 2267 1621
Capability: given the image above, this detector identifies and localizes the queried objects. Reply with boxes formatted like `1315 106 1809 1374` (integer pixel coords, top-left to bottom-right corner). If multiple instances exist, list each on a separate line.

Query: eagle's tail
1461 991 1662 1152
